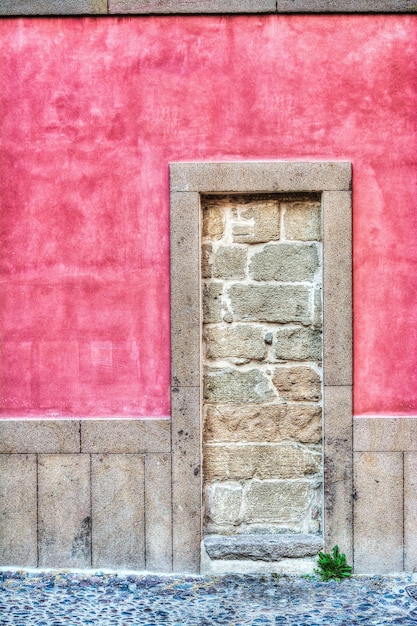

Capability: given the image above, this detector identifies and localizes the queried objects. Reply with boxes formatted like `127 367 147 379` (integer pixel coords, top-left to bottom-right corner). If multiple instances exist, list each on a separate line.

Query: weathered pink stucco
0 15 416 417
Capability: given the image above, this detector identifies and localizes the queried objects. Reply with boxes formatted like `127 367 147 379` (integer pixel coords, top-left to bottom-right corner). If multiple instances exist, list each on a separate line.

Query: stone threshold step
204 533 323 561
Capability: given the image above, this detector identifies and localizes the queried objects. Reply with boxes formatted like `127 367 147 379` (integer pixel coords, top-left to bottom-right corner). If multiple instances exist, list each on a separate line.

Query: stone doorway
170 161 352 572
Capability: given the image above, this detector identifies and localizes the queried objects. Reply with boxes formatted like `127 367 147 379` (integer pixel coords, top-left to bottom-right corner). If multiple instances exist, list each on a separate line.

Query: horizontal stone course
0 0 107 14
204 533 323 561
204 443 321 480
204 403 322 444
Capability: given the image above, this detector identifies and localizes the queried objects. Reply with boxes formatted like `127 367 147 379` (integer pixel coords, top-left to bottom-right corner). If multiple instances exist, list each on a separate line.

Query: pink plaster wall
0 15 416 417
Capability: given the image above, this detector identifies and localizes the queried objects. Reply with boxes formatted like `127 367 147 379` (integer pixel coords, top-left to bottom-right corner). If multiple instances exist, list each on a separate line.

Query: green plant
314 545 352 582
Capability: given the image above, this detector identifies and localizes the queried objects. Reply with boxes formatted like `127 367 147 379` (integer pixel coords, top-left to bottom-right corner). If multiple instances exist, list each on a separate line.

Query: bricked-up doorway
170 161 352 572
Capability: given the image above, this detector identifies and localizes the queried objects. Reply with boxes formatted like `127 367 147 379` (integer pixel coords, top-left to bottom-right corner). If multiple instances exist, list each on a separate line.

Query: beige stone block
274 327 322 361
204 482 242 526
250 243 320 282
228 284 311 324
145 453 173 572
204 403 322 444
0 454 37 566
170 191 201 386
109 0 276 13
202 205 225 240
171 386 201 573
204 324 266 361
204 367 274 404
38 454 91 568
283 201 321 241
0 0 107 15
0 420 80 453
323 386 353 561
353 451 403 574
81 419 170 453
213 246 247 279
170 162 351 193
245 480 313 523
404 453 417 572
202 281 223 324
322 191 352 386
201 243 212 279
272 366 321 402
204 443 321 480
232 199 280 244
313 287 322 329
92 454 145 569
354 417 417 452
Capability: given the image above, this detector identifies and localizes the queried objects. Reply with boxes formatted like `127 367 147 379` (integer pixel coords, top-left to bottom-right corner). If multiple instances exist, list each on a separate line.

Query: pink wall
0 15 416 417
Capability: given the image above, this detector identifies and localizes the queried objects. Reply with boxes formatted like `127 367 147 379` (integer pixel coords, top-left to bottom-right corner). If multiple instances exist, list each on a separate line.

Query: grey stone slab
109 0 275 13
250 242 320 282
171 386 201 573
404 453 417 572
0 0 107 14
354 417 417 451
38 454 91 568
228 284 312 324
353 451 403 574
204 534 323 561
170 192 201 387
170 162 352 194
91 454 145 569
81 419 171 453
0 420 80 454
276 0 417 12
323 386 353 563
145 453 173 572
322 191 352 386
0 454 37 567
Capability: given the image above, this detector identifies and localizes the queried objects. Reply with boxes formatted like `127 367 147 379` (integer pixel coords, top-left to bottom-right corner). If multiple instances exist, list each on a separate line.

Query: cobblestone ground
1 570 417 625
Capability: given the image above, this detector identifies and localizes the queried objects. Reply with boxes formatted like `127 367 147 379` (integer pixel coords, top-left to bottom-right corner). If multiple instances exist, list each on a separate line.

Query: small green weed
314 545 352 582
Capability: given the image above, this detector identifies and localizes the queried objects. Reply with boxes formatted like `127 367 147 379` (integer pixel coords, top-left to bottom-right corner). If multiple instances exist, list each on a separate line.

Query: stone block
0 0 107 14
275 327 322 361
228 284 311 324
204 324 266 361
353 416 417 452
250 243 320 282
202 205 225 240
204 483 242 525
313 287 323 329
204 534 323 561
145 454 173 572
203 367 274 404
202 281 223 323
404 453 417 572
204 403 322 444
0 454 37 566
323 386 352 560
213 246 247 279
109 0 276 13
353 451 403 574
38 454 91 568
92 454 145 569
204 443 321 480
276 0 416 12
322 191 352 386
232 199 280 243
201 243 212 279
170 162 351 193
81 419 170 453
245 481 314 522
272 366 321 401
283 201 321 241
0 420 80 453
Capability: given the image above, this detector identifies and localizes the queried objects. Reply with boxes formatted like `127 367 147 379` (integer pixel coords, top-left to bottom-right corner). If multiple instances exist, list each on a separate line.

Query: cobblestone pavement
1 570 417 625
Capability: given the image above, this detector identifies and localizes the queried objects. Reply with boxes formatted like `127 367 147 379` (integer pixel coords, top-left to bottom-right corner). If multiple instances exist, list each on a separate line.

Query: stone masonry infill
202 194 323 547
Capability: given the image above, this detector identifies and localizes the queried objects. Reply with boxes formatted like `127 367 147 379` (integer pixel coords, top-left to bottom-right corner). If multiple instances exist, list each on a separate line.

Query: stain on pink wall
0 15 416 417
